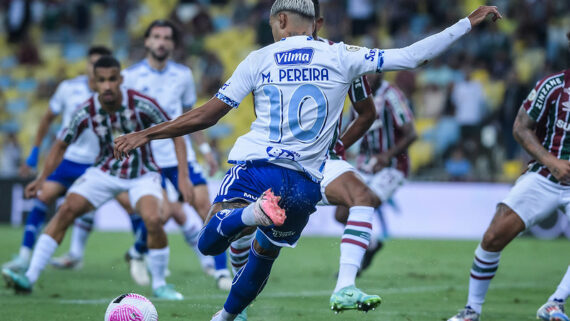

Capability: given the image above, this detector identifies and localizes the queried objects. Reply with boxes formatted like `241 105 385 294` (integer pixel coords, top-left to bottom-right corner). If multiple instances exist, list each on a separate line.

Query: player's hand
177 175 194 204
546 158 570 184
204 152 219 177
19 164 34 178
372 153 391 173
114 132 149 160
468 6 503 27
25 177 45 199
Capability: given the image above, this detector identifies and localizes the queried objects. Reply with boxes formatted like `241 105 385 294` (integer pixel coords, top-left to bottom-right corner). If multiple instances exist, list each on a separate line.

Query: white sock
69 213 94 259
19 246 32 261
147 247 169 290
549 266 570 302
334 206 373 292
128 245 143 260
180 209 213 268
25 234 59 284
240 204 256 226
467 244 501 314
219 308 236 321
230 233 254 275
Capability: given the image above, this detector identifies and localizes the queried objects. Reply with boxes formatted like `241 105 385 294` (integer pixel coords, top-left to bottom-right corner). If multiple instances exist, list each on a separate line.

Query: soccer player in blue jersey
114 1 501 319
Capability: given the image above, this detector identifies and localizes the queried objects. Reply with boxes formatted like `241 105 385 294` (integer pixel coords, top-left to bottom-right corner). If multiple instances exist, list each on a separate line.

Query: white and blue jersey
49 75 99 164
122 59 198 168
217 36 384 182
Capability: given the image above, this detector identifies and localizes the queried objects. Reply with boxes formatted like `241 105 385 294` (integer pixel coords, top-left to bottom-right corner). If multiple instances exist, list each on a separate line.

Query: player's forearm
340 115 374 150
38 140 67 180
513 123 556 168
172 136 189 177
146 99 229 141
381 18 471 72
384 130 417 159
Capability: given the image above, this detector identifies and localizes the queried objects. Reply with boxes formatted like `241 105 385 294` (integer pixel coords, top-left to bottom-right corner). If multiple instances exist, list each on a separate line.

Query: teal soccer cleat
2 267 32 294
329 285 381 313
153 284 184 301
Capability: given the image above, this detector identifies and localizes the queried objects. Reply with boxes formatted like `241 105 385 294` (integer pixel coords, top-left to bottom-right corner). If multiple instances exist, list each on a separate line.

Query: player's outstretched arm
114 98 232 160
25 139 68 198
513 107 570 184
381 6 502 72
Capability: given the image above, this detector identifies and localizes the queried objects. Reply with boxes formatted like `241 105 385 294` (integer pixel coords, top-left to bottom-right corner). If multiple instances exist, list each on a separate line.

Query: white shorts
360 167 405 203
319 159 361 205
68 167 163 209
502 172 570 228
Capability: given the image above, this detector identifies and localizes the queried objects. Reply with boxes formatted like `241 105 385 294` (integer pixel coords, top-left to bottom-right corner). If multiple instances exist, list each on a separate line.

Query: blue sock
134 222 148 254
198 208 246 256
22 199 48 249
223 238 278 314
214 252 227 271
129 213 144 234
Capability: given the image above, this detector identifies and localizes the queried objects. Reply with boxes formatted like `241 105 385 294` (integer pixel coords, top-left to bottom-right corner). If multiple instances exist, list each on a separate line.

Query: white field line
58 281 546 305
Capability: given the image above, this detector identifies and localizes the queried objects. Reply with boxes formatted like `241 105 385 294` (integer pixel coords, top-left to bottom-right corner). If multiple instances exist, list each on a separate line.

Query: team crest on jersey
274 48 314 66
345 45 362 52
266 147 300 161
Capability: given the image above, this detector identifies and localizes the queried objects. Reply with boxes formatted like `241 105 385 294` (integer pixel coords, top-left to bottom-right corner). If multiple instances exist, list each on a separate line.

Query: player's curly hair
270 0 315 19
93 56 121 72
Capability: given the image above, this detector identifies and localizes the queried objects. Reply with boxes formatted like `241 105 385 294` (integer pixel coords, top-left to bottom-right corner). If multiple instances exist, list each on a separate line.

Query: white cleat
125 251 150 286
537 301 569 321
215 269 233 291
448 306 480 321
50 253 83 270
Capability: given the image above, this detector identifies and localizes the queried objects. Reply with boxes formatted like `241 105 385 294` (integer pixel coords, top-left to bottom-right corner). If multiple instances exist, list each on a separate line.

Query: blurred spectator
16 37 40 65
445 146 472 181
4 0 32 43
499 70 529 160
197 51 224 97
347 0 376 37
252 0 273 46
231 0 251 27
0 132 21 177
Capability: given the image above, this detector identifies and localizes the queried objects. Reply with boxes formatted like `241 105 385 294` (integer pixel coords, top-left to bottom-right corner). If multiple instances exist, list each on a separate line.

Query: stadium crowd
0 0 569 182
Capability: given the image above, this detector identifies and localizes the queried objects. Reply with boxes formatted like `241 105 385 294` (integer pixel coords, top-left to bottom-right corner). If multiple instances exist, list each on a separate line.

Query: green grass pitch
1 225 568 320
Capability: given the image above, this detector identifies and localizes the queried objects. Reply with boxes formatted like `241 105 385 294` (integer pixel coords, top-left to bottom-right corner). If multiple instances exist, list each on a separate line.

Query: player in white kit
113 1 502 319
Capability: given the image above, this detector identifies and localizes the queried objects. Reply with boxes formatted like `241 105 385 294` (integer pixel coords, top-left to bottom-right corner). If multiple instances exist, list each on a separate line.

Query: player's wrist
26 146 40 168
199 142 212 155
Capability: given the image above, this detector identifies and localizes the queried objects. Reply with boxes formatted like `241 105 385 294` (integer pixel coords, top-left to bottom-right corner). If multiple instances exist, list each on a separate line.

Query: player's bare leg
3 181 66 272
3 193 93 293
136 195 182 300
448 204 525 320
325 171 382 312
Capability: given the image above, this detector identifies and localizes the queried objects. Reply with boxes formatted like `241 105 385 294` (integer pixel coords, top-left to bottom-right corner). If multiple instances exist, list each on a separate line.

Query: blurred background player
447 31 570 321
336 73 417 274
113 2 502 320
2 56 188 300
55 19 232 290
1 45 141 272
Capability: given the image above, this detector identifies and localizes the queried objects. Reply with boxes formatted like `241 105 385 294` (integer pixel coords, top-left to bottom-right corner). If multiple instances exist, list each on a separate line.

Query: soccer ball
104 293 158 321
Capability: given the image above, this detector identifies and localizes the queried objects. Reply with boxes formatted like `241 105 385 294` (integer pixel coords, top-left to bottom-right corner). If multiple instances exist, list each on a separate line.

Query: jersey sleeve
48 81 67 115
522 76 562 123
380 18 471 72
120 69 134 89
215 53 255 108
386 87 414 128
336 43 383 82
348 75 373 104
57 107 90 145
182 68 197 111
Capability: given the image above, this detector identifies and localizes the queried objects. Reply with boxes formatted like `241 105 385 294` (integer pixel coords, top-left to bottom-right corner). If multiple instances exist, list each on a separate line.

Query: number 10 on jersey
263 84 329 144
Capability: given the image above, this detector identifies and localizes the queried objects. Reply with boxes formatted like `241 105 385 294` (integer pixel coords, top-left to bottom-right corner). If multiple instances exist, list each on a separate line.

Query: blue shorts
161 161 207 191
214 162 321 247
46 159 92 190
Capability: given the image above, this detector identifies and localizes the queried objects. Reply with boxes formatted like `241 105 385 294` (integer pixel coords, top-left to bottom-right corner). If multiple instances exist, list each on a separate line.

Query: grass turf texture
0 225 568 320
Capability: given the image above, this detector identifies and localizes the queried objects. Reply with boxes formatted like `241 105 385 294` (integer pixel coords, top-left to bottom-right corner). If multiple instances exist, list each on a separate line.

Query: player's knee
350 186 381 208
56 202 81 226
142 215 162 232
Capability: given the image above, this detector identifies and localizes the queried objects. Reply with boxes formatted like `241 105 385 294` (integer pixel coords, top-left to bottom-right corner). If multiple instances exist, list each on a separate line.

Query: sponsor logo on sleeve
274 48 314 66
345 45 362 52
